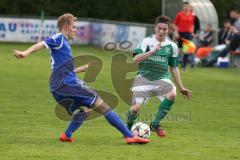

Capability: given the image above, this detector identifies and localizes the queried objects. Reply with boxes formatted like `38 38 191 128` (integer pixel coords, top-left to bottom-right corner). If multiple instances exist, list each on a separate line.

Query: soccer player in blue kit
13 13 149 144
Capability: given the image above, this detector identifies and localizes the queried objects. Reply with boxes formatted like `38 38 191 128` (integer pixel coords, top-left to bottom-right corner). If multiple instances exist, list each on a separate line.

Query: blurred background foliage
0 0 240 26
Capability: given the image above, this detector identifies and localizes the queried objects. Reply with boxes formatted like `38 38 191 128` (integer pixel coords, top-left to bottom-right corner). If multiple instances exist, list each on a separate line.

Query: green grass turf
0 42 240 160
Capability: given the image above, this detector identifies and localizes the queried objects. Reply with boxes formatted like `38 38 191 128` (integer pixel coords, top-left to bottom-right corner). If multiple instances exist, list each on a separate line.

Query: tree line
0 0 240 25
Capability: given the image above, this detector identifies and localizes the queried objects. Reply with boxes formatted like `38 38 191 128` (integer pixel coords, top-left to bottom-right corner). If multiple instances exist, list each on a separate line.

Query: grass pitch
0 43 240 160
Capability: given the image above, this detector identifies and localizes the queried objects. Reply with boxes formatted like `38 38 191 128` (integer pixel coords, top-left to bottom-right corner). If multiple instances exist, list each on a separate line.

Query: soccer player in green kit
126 16 192 137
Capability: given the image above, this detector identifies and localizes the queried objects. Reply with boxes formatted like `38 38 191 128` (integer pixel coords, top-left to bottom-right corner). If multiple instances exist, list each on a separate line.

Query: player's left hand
87 60 97 68
180 88 192 99
13 50 28 59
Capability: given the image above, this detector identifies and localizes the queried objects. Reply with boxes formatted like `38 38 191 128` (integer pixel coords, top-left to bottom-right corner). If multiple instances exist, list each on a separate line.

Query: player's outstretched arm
170 67 192 99
13 41 45 59
74 61 96 73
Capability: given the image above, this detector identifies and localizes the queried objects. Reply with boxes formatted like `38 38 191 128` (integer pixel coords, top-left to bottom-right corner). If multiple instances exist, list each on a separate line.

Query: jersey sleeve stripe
42 41 49 49
53 37 64 50
51 33 61 40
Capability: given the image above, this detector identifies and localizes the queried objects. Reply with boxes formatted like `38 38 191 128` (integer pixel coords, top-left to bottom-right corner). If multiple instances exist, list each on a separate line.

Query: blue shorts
52 83 98 114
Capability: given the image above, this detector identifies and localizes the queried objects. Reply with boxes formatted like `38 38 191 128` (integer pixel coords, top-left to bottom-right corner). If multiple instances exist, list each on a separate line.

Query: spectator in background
206 25 240 66
229 10 240 32
218 19 234 45
198 20 234 65
173 1 195 69
216 25 239 58
228 25 240 52
195 24 214 59
199 24 214 47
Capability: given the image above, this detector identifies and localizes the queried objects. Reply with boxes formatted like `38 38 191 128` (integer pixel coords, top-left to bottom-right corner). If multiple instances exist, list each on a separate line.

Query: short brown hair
57 13 77 30
233 9 240 14
155 16 171 26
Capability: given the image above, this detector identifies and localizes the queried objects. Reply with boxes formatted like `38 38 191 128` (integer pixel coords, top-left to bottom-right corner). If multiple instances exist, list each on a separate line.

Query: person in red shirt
173 2 195 69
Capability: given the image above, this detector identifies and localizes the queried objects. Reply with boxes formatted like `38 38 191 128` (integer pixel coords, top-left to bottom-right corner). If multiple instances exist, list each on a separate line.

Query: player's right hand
152 43 162 53
13 50 27 59
180 88 192 100
156 43 162 50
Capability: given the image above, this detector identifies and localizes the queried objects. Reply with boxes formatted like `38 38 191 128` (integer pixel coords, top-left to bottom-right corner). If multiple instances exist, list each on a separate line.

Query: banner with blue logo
0 18 91 44
0 17 146 50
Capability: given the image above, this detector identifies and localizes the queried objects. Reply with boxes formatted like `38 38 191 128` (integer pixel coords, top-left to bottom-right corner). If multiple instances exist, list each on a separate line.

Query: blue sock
65 111 88 138
105 110 134 138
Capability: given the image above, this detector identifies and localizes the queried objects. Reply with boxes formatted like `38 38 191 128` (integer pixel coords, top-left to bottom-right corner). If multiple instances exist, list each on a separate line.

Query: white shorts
131 76 175 105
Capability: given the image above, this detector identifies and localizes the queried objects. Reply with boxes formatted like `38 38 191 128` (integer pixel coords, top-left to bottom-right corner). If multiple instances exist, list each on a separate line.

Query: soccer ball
131 122 150 139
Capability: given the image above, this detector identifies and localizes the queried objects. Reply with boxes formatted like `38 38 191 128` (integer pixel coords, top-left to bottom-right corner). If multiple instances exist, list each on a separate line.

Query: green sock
126 110 138 130
151 98 174 129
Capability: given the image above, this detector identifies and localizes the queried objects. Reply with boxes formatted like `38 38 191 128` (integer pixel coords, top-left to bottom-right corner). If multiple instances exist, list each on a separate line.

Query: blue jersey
42 33 83 92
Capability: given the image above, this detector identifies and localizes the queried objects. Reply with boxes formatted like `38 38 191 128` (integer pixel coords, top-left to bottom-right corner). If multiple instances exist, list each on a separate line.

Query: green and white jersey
134 35 179 81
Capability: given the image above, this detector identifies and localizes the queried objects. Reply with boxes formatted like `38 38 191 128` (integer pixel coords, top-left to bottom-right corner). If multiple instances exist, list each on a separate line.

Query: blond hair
57 13 77 30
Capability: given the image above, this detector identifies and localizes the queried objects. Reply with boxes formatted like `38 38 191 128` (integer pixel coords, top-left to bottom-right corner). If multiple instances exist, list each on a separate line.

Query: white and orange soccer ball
131 122 150 139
